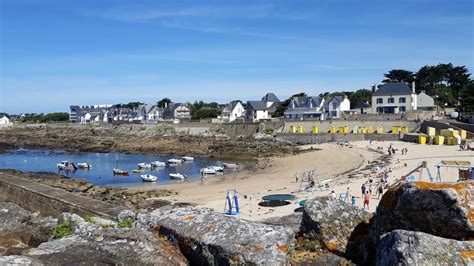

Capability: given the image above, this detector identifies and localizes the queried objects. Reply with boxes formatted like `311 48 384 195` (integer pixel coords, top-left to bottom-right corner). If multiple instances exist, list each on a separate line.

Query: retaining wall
280 121 418 134
277 133 400 144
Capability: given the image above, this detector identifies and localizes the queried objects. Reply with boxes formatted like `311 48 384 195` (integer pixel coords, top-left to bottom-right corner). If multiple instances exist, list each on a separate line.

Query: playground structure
435 160 474 181
223 189 240 215
402 161 436 182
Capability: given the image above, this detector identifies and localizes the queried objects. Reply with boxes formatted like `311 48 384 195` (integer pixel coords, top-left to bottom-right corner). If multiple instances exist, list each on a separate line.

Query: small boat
138 163 153 169
113 168 129 175
57 161 76 169
132 169 141 173
169 173 187 180
200 167 217 175
223 163 239 169
141 174 157 182
151 161 166 167
209 166 224 172
182 156 194 161
77 162 92 169
168 158 183 164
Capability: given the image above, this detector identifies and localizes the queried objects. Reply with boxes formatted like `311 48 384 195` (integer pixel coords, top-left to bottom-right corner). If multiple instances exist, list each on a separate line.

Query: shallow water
0 149 236 187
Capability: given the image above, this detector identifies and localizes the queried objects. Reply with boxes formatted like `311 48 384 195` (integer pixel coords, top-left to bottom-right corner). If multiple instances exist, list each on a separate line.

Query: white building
163 103 191 121
417 91 436 110
221 101 245 123
0 116 11 124
371 82 417 114
284 96 326 120
246 101 270 122
326 95 351 119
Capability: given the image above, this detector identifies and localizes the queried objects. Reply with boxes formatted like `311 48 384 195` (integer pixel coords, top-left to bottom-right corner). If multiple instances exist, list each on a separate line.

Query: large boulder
372 181 474 241
154 207 295 265
263 212 303 234
302 196 372 261
376 229 474 265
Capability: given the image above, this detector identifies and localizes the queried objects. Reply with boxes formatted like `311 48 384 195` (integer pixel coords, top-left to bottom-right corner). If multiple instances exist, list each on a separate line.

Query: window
377 107 383 113
331 111 337 117
388 98 395 103
399 106 406 112
332 103 338 109
399 97 406 103
376 98 383 104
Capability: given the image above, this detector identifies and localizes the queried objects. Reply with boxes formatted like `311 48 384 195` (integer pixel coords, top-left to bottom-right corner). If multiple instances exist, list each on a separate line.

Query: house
326 95 351 119
371 82 417 114
138 104 163 123
221 100 245 123
0 115 11 124
69 105 112 123
163 103 191 121
350 102 372 114
261 93 281 117
417 91 436 110
284 96 326 120
246 101 270 122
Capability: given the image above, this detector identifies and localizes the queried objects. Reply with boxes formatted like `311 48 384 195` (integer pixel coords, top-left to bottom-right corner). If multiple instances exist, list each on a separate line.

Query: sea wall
0 172 124 219
279 120 418 134
277 133 400 144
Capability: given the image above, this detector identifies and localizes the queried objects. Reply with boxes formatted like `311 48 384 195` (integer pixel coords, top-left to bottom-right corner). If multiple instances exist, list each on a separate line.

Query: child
351 196 356 206
364 192 370 209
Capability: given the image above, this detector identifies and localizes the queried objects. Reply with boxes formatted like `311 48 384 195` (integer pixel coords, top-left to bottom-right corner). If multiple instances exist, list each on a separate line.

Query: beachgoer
361 184 366 197
351 196 356 206
363 192 370 209
346 187 351 202
330 190 337 199
377 185 383 199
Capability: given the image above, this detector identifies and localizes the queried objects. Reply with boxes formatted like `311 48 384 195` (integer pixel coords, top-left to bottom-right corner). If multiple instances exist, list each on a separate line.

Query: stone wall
277 133 400 144
280 120 418 134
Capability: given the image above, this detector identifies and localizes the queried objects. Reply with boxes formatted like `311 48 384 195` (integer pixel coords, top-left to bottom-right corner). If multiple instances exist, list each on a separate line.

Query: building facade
326 95 351 119
284 96 325 120
69 105 113 123
371 83 417 114
221 101 245 123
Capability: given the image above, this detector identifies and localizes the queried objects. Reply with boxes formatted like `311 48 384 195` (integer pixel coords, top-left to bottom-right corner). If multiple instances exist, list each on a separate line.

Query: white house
0 116 11 124
261 93 281 117
417 91 436 110
284 96 326 120
221 101 245 123
326 95 351 119
246 101 270 122
372 82 417 114
163 103 191 121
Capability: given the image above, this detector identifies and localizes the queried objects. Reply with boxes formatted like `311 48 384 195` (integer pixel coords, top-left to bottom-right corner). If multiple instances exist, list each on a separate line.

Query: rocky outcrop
376 229 474 265
302 196 372 261
263 212 303 233
153 207 295 265
372 181 474 241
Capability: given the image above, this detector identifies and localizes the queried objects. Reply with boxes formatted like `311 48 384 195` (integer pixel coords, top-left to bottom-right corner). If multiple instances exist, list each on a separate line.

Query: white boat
151 161 166 167
182 156 194 161
141 174 157 182
168 158 183 164
77 162 92 169
138 163 153 169
223 163 239 169
169 173 187 180
209 166 224 172
57 161 77 170
113 168 129 175
200 167 217 175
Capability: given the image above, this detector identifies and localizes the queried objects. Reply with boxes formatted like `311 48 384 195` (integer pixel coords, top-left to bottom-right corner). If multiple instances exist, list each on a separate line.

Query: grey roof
292 96 322 108
353 102 371 109
225 100 241 112
261 93 280 103
247 101 268 110
373 83 412 96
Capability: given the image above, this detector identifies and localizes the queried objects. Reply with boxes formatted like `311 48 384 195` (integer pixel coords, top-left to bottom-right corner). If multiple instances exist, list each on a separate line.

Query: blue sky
1 0 472 114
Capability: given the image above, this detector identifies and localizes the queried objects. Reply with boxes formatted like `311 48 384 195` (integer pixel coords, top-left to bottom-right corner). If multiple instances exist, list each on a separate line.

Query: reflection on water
0 149 236 187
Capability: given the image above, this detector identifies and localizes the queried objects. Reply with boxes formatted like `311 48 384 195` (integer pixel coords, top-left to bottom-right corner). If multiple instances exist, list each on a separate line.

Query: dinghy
151 161 166 167
169 173 187 180
113 168 129 175
182 156 194 161
138 163 153 169
200 167 217 175
209 166 224 172
77 162 92 169
141 174 157 182
167 158 183 164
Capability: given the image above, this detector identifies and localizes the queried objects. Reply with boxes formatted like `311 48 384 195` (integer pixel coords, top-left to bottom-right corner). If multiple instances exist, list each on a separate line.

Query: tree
459 81 474 114
0 112 9 118
383 69 415 83
191 107 220 119
274 92 307 117
349 89 372 108
157 98 172 108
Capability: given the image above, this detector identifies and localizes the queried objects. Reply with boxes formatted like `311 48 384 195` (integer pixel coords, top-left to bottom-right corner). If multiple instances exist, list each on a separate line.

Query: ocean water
0 149 237 187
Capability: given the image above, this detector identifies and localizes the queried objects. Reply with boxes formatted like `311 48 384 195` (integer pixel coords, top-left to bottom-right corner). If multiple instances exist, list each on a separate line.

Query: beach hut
312 126 318 134
427 127 436 136
297 125 303 133
434 135 444 145
289 126 296 133
391 126 400 134
400 126 409 134
376 126 384 134
329 125 336 134
418 135 427 144
367 126 373 134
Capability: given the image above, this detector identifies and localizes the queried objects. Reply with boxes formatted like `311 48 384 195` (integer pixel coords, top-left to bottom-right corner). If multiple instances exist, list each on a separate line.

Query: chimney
412 81 416 94
373 83 379 92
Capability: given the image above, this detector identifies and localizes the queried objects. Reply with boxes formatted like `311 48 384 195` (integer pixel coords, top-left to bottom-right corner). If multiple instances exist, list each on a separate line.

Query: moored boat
151 161 166 167
168 158 183 164
200 167 217 175
57 161 75 169
141 174 157 182
113 168 129 175
138 163 153 169
182 156 194 161
209 166 224 172
77 162 92 169
169 173 187 180
132 169 141 173
223 163 239 169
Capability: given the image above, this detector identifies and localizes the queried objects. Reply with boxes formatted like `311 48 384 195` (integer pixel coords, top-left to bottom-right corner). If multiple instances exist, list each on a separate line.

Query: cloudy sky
1 0 472 113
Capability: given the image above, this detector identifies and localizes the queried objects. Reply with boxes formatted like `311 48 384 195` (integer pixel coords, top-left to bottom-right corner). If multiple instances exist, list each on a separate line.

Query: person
351 196 356 206
346 187 351 203
405 148 408 155
377 184 383 199
361 183 366 197
330 190 337 199
363 192 370 209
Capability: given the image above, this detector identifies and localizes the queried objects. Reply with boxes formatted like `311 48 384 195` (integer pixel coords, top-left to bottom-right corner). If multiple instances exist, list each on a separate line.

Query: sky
0 0 473 114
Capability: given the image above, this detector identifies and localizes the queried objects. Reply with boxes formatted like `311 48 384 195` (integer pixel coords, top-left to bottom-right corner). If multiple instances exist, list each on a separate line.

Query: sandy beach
158 140 474 221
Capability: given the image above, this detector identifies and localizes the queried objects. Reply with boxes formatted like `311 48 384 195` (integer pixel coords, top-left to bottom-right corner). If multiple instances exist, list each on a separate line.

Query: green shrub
118 217 134 228
53 220 73 238
84 216 95 224
265 128 274 134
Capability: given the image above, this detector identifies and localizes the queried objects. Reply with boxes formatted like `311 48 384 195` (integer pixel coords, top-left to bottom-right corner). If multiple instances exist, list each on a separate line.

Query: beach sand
157 140 474 221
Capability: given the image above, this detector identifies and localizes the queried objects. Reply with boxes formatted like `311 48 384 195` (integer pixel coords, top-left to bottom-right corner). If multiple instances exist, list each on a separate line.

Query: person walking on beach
364 192 370 209
351 196 356 206
330 190 337 200
346 187 351 203
377 184 384 199
361 183 366 197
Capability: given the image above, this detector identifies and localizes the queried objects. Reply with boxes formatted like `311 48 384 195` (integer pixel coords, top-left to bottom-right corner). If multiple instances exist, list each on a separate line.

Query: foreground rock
151 207 295 265
263 212 303 233
302 196 372 262
376 229 474 265
372 181 474 241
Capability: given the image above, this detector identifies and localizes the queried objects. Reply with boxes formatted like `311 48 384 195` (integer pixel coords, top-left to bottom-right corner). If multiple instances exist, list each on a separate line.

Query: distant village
63 82 436 124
